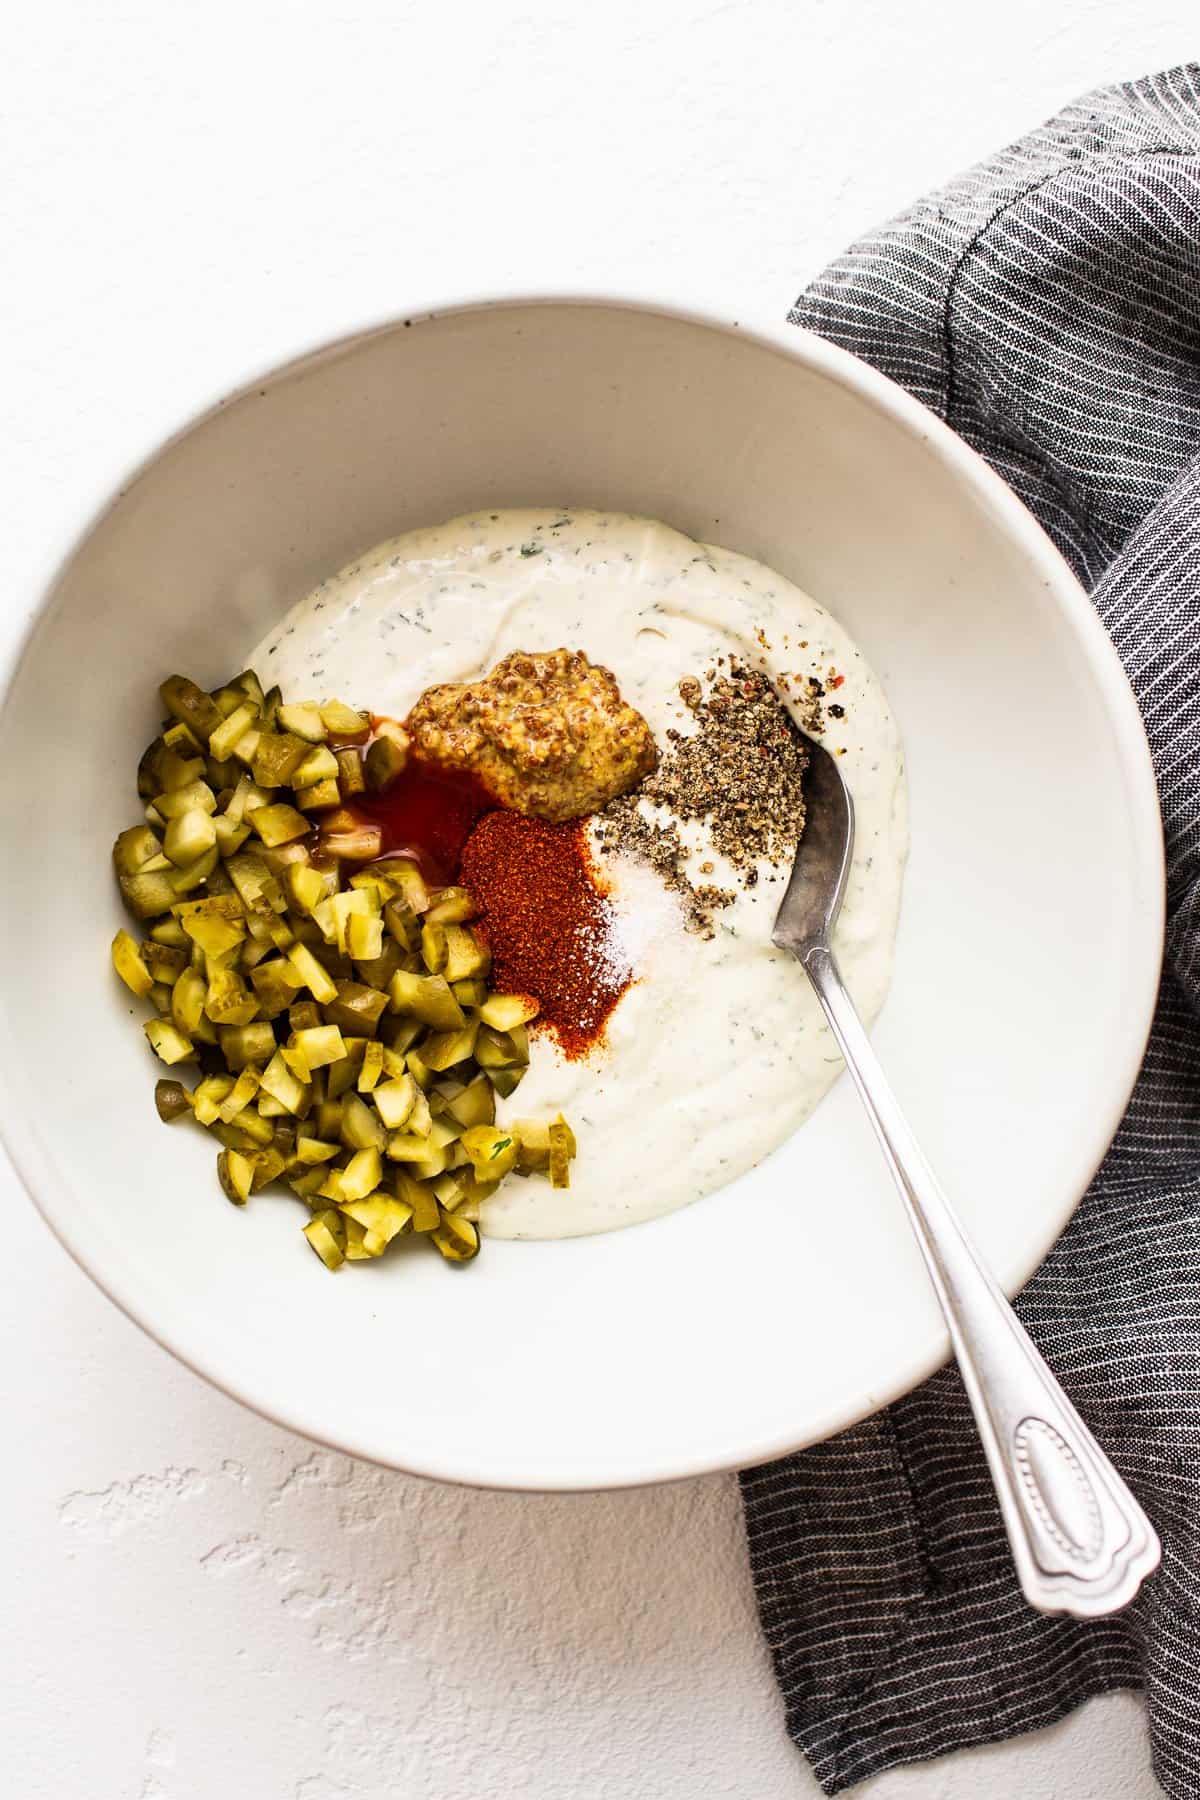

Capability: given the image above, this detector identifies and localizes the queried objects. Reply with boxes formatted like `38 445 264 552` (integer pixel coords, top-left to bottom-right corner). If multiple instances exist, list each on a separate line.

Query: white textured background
4 5 1193 1795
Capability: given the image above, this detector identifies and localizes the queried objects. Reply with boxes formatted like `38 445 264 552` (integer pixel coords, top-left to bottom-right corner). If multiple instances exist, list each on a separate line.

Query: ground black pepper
595 661 817 935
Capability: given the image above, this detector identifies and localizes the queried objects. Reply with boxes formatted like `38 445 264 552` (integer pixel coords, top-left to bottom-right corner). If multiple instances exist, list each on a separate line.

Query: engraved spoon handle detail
801 941 1160 1618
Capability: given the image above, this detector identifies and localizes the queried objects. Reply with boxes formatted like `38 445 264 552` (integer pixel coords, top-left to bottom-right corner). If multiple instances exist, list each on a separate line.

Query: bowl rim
3 291 1166 1490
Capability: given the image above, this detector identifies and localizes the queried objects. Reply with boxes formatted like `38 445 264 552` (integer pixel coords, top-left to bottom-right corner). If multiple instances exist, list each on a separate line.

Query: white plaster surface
3 3 1192 1794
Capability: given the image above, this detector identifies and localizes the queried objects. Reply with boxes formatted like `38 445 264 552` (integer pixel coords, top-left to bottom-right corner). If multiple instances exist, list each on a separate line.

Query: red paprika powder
460 812 630 1059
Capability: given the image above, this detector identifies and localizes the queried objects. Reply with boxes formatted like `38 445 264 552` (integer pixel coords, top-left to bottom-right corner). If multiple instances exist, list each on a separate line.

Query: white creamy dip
250 509 908 1239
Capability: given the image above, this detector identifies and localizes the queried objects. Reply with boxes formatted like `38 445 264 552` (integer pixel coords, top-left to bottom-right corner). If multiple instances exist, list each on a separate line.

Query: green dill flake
519 542 544 558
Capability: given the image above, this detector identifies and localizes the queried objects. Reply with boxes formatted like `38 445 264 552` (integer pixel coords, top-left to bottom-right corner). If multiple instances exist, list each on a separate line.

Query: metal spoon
773 737 1160 1618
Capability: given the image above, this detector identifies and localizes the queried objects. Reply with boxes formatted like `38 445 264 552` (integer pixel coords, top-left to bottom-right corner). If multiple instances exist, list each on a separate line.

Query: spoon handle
801 941 1160 1619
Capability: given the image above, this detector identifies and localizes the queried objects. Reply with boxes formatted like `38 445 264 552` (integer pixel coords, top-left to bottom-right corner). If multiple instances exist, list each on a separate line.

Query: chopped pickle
419 921 447 974
286 942 337 1003
364 720 410 792
219 1021 276 1069
405 1049 433 1091
450 978 488 1008
319 699 370 740
149 917 189 948
388 969 464 1030
355 942 402 991
163 808 218 867
446 1074 495 1130
120 869 180 919
357 1040 384 1093
461 1125 518 1180
372 1073 417 1130
216 1066 261 1123
324 980 389 1038
548 1121 573 1189
113 824 163 877
335 747 366 797
260 1050 309 1115
297 778 341 812
178 909 244 959
420 1022 479 1072
478 992 540 1032
406 1089 433 1137
168 846 221 894
292 744 339 787
160 675 223 740
285 862 328 915
217 1148 255 1205
423 886 477 925
227 852 286 916
171 967 207 1035
316 1097 344 1140
441 924 490 982
431 1213 480 1262
276 700 327 743
154 1078 192 1123
293 1024 348 1069
385 859 430 915
213 815 252 858
204 967 259 1026
251 731 309 788
294 1137 340 1165
142 941 188 983
112 929 155 998
339 1090 387 1152
144 1018 194 1065
341 1193 413 1253
245 1146 287 1191
512 1119 550 1175
250 957 304 1017
303 1209 346 1270
340 1146 382 1201
346 911 384 962
474 1025 525 1071
154 779 217 820
208 702 259 762
407 1181 441 1233
250 803 310 848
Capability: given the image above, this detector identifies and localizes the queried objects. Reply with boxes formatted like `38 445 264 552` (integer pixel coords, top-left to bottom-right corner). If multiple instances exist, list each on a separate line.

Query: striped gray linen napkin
740 66 1200 1799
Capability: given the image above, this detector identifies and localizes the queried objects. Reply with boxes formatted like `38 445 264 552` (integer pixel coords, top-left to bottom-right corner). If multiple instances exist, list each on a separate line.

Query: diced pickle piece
216 1066 261 1123
163 808 217 867
259 1049 309 1115
192 1072 235 1124
324 980 389 1038
293 1025 348 1069
251 731 309 788
388 970 464 1030
420 1022 479 1072
382 898 419 950
446 1074 495 1130
424 886 477 925
204 967 259 1027
292 744 339 787
286 942 337 1004
450 978 488 1007
149 917 189 949
431 1214 480 1262
335 747 366 796
244 1146 287 1191
251 803 310 848
171 966 207 1035
178 908 245 959
460 1125 518 1180
339 1147 382 1202
250 957 304 1018
276 700 327 743
217 1148 255 1205
286 863 328 915
113 824 163 877
293 1137 340 1165
120 869 180 920
364 720 410 792
303 1210 346 1270
143 940 188 983
548 1120 574 1189
339 1090 387 1152
419 921 447 974
163 720 202 754
373 1073 417 1130
208 702 259 762
340 1194 413 1254
219 1021 277 1069
168 846 220 894
357 1040 384 1093
154 1078 192 1123
144 1018 194 1065
296 778 341 812
404 1178 441 1233
154 779 218 821
441 925 490 983
160 675 223 741
385 859 430 915
478 992 540 1031
320 699 370 740
112 929 155 997
213 815 252 857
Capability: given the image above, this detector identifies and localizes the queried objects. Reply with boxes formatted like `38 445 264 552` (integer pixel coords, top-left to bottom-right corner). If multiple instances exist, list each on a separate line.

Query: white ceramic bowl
0 299 1162 1490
